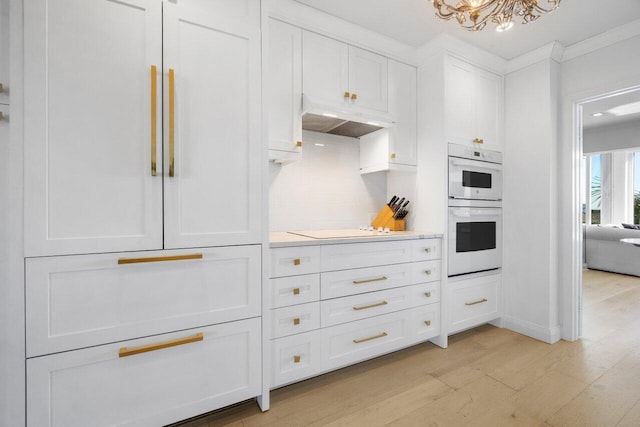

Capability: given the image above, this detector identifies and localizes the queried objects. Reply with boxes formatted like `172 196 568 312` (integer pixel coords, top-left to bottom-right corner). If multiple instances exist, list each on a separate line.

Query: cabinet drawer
271 302 320 339
449 274 500 334
27 318 261 427
407 304 441 345
269 274 320 309
321 310 409 371
413 281 441 306
412 260 441 284
320 283 432 328
26 246 261 357
321 240 411 271
270 246 320 278
271 330 322 388
411 239 442 262
321 263 412 299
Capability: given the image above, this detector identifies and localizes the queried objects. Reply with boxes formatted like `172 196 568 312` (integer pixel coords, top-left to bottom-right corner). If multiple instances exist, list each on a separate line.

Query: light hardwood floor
173 269 640 426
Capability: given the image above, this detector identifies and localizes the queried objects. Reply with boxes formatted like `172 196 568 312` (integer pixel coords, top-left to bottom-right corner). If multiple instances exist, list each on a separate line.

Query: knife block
371 205 406 231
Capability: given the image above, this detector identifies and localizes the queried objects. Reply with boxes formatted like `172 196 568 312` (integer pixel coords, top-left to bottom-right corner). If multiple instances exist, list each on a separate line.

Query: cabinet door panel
445 56 475 146
388 60 416 166
24 0 163 256
475 68 503 150
348 46 388 112
163 4 262 248
302 31 349 108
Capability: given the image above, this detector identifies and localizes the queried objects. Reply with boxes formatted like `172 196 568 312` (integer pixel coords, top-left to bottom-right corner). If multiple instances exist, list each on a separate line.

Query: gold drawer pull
293 355 301 363
465 298 488 306
390 153 396 159
296 141 303 147
293 258 301 266
118 253 203 264
350 93 357 100
344 91 350 98
353 276 388 285
119 332 203 358
293 287 300 295
425 292 432 298
425 269 432 275
473 138 484 144
353 332 387 344
353 301 388 311
293 317 300 325
424 320 431 326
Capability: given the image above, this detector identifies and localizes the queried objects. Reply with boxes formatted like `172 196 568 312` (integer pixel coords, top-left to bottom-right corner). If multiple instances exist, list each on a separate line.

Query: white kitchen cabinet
445 56 503 151
302 31 388 113
27 318 261 427
24 0 262 256
447 273 501 334
359 60 416 174
268 18 303 163
0 0 8 105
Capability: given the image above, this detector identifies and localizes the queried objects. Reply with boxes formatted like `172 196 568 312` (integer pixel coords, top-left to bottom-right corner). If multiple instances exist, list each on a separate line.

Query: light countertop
270 229 443 248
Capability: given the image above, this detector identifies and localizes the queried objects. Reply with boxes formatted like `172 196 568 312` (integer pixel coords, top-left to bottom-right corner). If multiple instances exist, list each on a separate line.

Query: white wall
503 58 561 343
584 120 640 153
559 34 640 340
269 130 387 231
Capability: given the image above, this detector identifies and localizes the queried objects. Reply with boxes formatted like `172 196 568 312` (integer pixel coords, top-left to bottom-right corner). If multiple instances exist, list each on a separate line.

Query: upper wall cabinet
445 56 503 152
268 18 302 163
0 0 9 105
24 0 262 257
302 31 388 114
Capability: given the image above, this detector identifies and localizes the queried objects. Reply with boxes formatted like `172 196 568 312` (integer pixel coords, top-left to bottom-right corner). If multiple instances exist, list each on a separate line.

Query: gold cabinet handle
350 93 357 100
353 276 388 285
119 332 203 358
425 292 432 298
168 68 176 177
293 258 301 266
465 298 488 306
118 253 203 265
390 153 396 159
293 287 300 295
293 317 301 325
293 355 301 363
150 65 158 176
353 301 388 311
343 91 350 98
353 332 387 344
425 269 432 275
473 138 484 144
296 141 303 147
424 320 431 326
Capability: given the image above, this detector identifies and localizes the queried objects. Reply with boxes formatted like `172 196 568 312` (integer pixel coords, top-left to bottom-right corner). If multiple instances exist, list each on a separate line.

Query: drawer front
269 274 320 309
321 263 412 299
412 260 441 284
271 302 320 339
320 283 432 328
411 238 441 262
26 246 261 357
449 274 500 334
27 318 261 427
407 304 441 345
321 240 411 271
271 330 322 388
321 310 410 371
270 246 321 278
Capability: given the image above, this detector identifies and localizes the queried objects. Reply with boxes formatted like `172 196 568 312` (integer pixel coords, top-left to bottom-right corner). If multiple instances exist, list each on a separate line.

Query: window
590 154 601 225
635 152 640 224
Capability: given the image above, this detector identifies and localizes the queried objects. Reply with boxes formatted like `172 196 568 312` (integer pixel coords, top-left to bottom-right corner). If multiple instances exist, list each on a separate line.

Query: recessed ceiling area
294 0 640 60
582 90 640 130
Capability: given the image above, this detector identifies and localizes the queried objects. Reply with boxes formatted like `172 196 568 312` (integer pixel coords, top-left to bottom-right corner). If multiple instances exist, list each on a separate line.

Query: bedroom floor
174 269 640 426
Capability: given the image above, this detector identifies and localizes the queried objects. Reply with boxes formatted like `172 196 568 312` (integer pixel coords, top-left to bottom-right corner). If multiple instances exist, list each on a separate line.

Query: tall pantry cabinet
23 0 265 425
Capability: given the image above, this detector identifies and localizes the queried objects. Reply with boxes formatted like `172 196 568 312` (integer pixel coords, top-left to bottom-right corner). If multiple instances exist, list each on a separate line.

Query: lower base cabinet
448 273 501 335
27 318 261 427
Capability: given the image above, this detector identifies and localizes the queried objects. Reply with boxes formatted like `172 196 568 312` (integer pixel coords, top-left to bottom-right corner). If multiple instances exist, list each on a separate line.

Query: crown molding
562 18 640 62
506 41 565 74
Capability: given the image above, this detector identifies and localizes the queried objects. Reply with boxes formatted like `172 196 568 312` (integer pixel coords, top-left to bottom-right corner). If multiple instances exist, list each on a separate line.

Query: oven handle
450 209 502 218
450 158 502 171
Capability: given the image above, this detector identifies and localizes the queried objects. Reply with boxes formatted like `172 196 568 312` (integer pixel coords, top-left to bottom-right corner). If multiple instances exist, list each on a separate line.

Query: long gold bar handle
353 276 388 285
119 332 203 358
150 65 157 176
353 301 388 311
353 332 388 344
118 253 203 265
465 298 488 306
168 68 175 177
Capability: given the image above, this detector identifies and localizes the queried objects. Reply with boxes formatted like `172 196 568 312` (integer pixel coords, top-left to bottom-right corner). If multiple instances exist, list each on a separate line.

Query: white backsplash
270 131 387 231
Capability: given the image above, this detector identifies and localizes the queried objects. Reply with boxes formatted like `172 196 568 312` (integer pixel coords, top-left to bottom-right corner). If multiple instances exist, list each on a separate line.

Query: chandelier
429 0 562 32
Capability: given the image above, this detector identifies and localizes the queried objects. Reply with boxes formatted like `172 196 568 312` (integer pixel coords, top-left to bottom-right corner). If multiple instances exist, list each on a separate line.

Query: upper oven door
449 156 502 201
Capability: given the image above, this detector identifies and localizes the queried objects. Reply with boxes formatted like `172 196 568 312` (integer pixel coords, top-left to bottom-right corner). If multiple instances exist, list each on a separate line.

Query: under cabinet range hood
301 94 396 138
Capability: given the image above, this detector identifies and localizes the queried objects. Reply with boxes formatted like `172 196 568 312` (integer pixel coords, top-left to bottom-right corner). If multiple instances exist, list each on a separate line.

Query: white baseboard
503 316 561 344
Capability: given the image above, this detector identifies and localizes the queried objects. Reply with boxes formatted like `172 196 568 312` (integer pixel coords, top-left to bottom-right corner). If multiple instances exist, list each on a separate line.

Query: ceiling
582 90 640 130
294 0 640 60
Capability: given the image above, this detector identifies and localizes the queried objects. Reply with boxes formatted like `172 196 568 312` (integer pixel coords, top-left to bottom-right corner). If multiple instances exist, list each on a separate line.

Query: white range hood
301 94 396 138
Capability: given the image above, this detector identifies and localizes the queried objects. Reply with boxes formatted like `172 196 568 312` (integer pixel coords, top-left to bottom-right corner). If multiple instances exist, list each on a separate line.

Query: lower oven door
448 207 502 277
